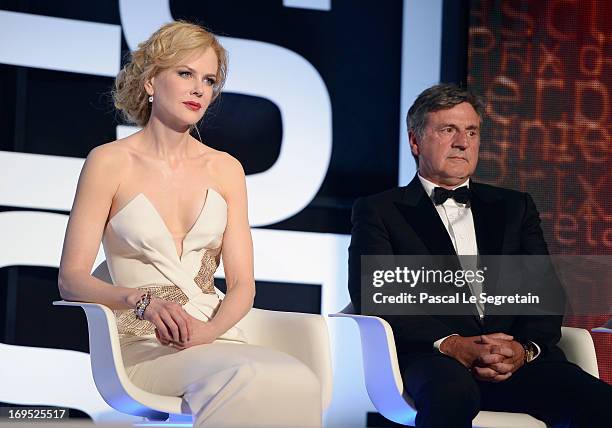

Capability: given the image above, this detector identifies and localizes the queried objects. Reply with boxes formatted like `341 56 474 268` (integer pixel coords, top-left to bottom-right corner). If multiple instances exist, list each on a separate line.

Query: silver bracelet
134 291 152 320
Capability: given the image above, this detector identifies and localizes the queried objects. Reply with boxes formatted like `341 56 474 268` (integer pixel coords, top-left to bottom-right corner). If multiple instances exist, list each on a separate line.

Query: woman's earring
148 96 153 103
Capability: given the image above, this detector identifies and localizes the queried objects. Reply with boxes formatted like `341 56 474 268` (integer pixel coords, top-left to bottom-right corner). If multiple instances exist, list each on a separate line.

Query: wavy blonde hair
113 21 227 126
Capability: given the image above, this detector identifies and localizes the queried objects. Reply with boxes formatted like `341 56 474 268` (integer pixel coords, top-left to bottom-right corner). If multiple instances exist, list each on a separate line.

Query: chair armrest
329 313 417 426
559 326 599 378
237 308 333 409
53 300 175 419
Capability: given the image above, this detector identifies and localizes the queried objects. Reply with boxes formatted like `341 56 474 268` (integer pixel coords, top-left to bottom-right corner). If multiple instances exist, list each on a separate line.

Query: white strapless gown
102 188 322 427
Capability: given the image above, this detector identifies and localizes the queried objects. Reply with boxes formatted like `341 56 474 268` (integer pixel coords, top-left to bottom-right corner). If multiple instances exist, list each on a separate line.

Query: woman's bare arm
58 144 143 308
205 154 255 338
59 143 192 343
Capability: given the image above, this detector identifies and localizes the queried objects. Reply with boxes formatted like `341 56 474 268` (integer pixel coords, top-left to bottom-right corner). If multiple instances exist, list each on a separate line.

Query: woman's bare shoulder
203 148 245 178
81 139 133 188
200 148 246 200
87 138 127 158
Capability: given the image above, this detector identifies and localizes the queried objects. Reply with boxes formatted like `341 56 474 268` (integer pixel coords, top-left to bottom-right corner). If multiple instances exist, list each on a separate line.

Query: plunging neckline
107 187 226 260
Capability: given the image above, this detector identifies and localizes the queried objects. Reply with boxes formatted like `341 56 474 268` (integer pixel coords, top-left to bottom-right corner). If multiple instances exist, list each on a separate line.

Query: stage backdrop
3 1 606 425
468 0 612 383
0 1 449 426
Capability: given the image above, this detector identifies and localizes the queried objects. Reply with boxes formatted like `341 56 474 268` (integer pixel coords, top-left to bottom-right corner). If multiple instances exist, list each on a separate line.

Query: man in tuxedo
348 84 612 427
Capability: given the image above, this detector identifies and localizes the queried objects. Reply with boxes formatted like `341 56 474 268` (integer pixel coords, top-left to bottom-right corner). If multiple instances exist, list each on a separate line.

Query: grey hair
406 83 485 138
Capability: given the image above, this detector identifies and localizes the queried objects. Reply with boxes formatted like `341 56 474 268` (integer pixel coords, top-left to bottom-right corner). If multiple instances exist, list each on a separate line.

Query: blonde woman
58 21 321 427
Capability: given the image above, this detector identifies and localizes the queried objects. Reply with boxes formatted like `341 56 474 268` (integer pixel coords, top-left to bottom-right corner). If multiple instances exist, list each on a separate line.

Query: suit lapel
394 177 507 256
394 176 458 256
395 178 509 328
470 182 506 255
470 182 507 321
395 176 480 327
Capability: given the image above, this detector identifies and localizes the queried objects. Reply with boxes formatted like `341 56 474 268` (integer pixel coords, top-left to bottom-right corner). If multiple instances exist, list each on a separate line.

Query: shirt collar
417 173 470 200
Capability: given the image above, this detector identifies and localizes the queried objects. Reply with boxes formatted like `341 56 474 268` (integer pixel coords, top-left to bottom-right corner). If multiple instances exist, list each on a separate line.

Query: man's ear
408 130 420 157
144 76 155 96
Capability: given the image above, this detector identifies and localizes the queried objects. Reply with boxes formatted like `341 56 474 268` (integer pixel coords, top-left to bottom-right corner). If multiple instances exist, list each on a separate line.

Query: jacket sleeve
348 197 393 313
348 197 456 352
510 193 565 355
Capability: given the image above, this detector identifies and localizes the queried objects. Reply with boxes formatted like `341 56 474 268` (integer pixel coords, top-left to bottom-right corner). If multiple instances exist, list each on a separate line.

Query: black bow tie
432 186 471 205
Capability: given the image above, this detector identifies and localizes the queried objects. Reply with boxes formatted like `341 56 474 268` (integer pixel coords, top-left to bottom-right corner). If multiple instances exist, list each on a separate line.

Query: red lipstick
183 101 202 111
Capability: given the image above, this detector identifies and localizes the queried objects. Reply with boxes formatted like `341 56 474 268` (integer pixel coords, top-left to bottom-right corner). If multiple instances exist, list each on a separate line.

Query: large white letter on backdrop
0 2 374 427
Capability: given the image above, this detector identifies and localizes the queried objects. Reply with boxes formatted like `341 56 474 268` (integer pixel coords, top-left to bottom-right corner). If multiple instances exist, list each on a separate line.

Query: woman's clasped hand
143 298 218 349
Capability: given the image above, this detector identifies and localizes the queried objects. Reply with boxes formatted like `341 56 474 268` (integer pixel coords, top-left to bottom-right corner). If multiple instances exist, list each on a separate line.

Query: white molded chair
54 262 333 423
330 308 599 428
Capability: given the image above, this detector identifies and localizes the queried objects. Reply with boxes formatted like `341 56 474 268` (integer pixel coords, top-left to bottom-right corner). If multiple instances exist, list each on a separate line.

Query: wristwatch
521 341 537 363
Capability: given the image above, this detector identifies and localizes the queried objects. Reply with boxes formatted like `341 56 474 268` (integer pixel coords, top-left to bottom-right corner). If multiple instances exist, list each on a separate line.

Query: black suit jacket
348 175 565 359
